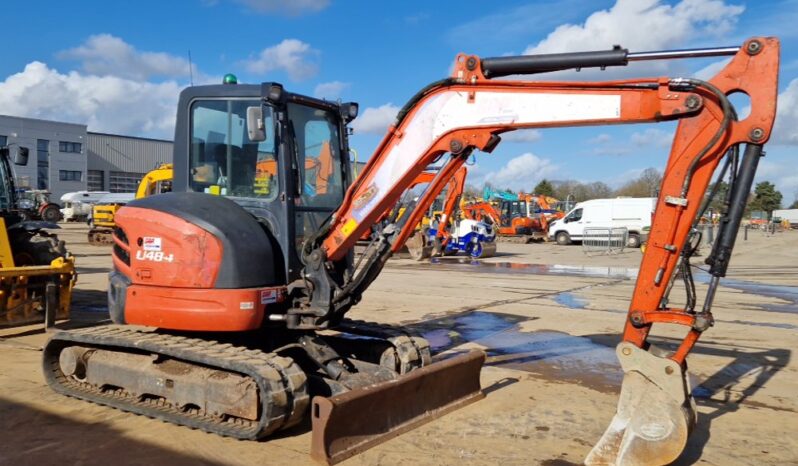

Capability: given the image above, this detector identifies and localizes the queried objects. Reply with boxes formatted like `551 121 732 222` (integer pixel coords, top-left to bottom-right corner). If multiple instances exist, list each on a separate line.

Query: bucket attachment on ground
585 342 696 466
478 241 497 258
405 230 432 261
310 349 485 465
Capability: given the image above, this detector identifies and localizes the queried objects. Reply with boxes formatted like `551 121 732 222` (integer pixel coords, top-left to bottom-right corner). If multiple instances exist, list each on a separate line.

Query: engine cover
113 192 281 289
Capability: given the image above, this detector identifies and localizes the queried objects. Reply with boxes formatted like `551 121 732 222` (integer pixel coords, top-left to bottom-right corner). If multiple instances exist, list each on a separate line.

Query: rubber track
43 325 309 439
497 235 542 244
87 229 114 246
337 319 432 373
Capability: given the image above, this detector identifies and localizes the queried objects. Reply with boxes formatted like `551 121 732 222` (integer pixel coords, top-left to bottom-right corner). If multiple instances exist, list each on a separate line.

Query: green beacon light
223 73 238 85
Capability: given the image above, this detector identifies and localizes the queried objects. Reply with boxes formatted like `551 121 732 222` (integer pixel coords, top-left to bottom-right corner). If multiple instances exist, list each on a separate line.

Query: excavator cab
177 85 350 275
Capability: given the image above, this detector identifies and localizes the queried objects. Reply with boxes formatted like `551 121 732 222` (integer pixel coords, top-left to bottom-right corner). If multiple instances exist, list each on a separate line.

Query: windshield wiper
286 121 302 197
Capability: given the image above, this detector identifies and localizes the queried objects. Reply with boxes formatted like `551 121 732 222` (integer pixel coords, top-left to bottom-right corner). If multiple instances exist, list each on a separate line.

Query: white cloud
588 127 673 155
693 58 731 80
448 2 590 49
756 159 798 203
630 128 673 148
521 0 745 78
351 103 399 135
313 81 350 100
607 167 648 188
588 133 612 144
240 39 319 81
772 78 798 145
0 62 180 138
501 129 542 143
471 152 558 191
593 146 632 156
232 0 328 15
58 34 193 81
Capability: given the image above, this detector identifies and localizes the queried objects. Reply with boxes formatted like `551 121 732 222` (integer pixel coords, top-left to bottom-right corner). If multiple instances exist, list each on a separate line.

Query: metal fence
582 227 628 256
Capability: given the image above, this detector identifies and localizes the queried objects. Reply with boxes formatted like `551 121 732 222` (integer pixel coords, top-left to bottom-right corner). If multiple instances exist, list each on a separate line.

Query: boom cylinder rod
709 143 763 278
628 46 740 61
481 45 740 78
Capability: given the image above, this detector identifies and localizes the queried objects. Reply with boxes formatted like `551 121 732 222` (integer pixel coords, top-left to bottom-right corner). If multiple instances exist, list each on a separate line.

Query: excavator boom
304 37 779 464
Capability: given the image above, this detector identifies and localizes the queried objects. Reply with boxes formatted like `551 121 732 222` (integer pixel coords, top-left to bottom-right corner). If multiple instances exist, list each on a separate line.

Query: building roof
0 113 87 130
87 131 172 144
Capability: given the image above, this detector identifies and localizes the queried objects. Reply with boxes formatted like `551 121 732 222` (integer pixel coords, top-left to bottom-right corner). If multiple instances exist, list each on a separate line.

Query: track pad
585 342 696 466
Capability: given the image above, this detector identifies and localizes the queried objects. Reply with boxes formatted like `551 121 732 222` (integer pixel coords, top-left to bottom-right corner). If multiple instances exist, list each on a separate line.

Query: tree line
470 167 796 216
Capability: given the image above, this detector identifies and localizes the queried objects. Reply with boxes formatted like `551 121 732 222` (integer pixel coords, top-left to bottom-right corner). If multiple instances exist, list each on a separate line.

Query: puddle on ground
695 272 798 314
422 259 639 280
726 319 797 330
412 311 622 393
552 292 588 309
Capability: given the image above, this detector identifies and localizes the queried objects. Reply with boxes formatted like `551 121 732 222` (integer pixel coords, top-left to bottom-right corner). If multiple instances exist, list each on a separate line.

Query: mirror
13 146 29 166
246 106 266 142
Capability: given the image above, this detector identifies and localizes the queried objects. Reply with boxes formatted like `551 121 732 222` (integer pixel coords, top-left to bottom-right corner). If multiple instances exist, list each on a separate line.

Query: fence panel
582 227 628 256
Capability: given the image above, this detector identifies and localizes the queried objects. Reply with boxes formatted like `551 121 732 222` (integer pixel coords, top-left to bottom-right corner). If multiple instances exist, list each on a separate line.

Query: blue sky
1 0 796 202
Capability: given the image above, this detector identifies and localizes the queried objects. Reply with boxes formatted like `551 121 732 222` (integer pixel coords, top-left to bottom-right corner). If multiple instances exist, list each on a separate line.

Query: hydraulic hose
669 78 734 198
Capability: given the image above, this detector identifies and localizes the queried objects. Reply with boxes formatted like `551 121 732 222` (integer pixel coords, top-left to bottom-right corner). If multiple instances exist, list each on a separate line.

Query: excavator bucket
585 342 697 466
310 350 485 465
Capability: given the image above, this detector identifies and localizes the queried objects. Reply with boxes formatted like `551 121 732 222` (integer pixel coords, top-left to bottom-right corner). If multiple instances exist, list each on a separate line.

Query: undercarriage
43 319 461 441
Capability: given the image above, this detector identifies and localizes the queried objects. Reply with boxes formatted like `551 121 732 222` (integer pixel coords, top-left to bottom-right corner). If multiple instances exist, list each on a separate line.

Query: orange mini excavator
462 199 544 242
44 38 779 465
383 166 470 260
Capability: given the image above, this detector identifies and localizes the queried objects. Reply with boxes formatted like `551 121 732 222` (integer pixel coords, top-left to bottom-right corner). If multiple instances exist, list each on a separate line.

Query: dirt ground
1 223 796 465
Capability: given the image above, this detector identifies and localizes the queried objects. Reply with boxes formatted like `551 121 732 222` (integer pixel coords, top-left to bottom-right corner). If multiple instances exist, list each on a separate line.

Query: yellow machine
0 145 75 328
88 164 173 245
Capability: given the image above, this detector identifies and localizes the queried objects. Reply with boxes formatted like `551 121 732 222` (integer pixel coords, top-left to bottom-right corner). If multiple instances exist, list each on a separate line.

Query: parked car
59 191 110 222
548 197 657 248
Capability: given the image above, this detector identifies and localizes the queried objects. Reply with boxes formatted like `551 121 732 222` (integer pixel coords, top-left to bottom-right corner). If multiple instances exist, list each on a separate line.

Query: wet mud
411 310 622 393
552 292 589 309
418 258 639 279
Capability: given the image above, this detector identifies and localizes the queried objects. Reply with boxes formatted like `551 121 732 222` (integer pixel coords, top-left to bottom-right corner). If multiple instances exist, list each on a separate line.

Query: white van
548 197 656 248
60 191 111 222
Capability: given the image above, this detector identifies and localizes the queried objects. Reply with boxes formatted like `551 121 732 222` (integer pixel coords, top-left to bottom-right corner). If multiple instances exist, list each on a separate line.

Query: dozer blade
479 241 497 258
310 349 485 465
405 230 432 261
585 342 697 466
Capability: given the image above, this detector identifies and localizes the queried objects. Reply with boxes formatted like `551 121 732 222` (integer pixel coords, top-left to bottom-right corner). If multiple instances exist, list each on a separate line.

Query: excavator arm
303 37 779 465
435 165 467 242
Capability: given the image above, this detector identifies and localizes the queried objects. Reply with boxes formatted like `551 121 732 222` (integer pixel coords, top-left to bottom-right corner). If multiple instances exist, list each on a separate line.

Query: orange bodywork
123 285 280 331
362 166 468 247
518 193 564 230
256 141 334 194
323 37 780 366
112 206 285 331
461 201 540 236
389 165 468 251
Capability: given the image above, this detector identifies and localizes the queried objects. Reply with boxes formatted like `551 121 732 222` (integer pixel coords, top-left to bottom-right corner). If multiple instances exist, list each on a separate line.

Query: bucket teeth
585 342 697 466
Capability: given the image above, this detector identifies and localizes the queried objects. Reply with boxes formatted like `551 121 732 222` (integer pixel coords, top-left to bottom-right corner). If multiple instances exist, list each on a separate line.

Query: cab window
566 208 583 222
287 103 344 209
189 99 277 199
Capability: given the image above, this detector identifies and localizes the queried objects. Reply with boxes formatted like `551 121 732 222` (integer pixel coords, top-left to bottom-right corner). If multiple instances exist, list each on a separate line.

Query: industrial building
0 115 172 203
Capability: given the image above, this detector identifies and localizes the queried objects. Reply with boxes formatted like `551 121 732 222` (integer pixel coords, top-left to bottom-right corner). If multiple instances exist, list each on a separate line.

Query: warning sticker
260 289 278 304
341 218 359 236
239 301 254 310
142 237 162 252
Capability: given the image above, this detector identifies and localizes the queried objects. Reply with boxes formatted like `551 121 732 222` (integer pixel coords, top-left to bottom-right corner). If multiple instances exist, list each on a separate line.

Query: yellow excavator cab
88 164 174 245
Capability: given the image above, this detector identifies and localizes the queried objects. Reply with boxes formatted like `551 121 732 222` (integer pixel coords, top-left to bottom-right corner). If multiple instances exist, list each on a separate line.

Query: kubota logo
353 183 378 210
